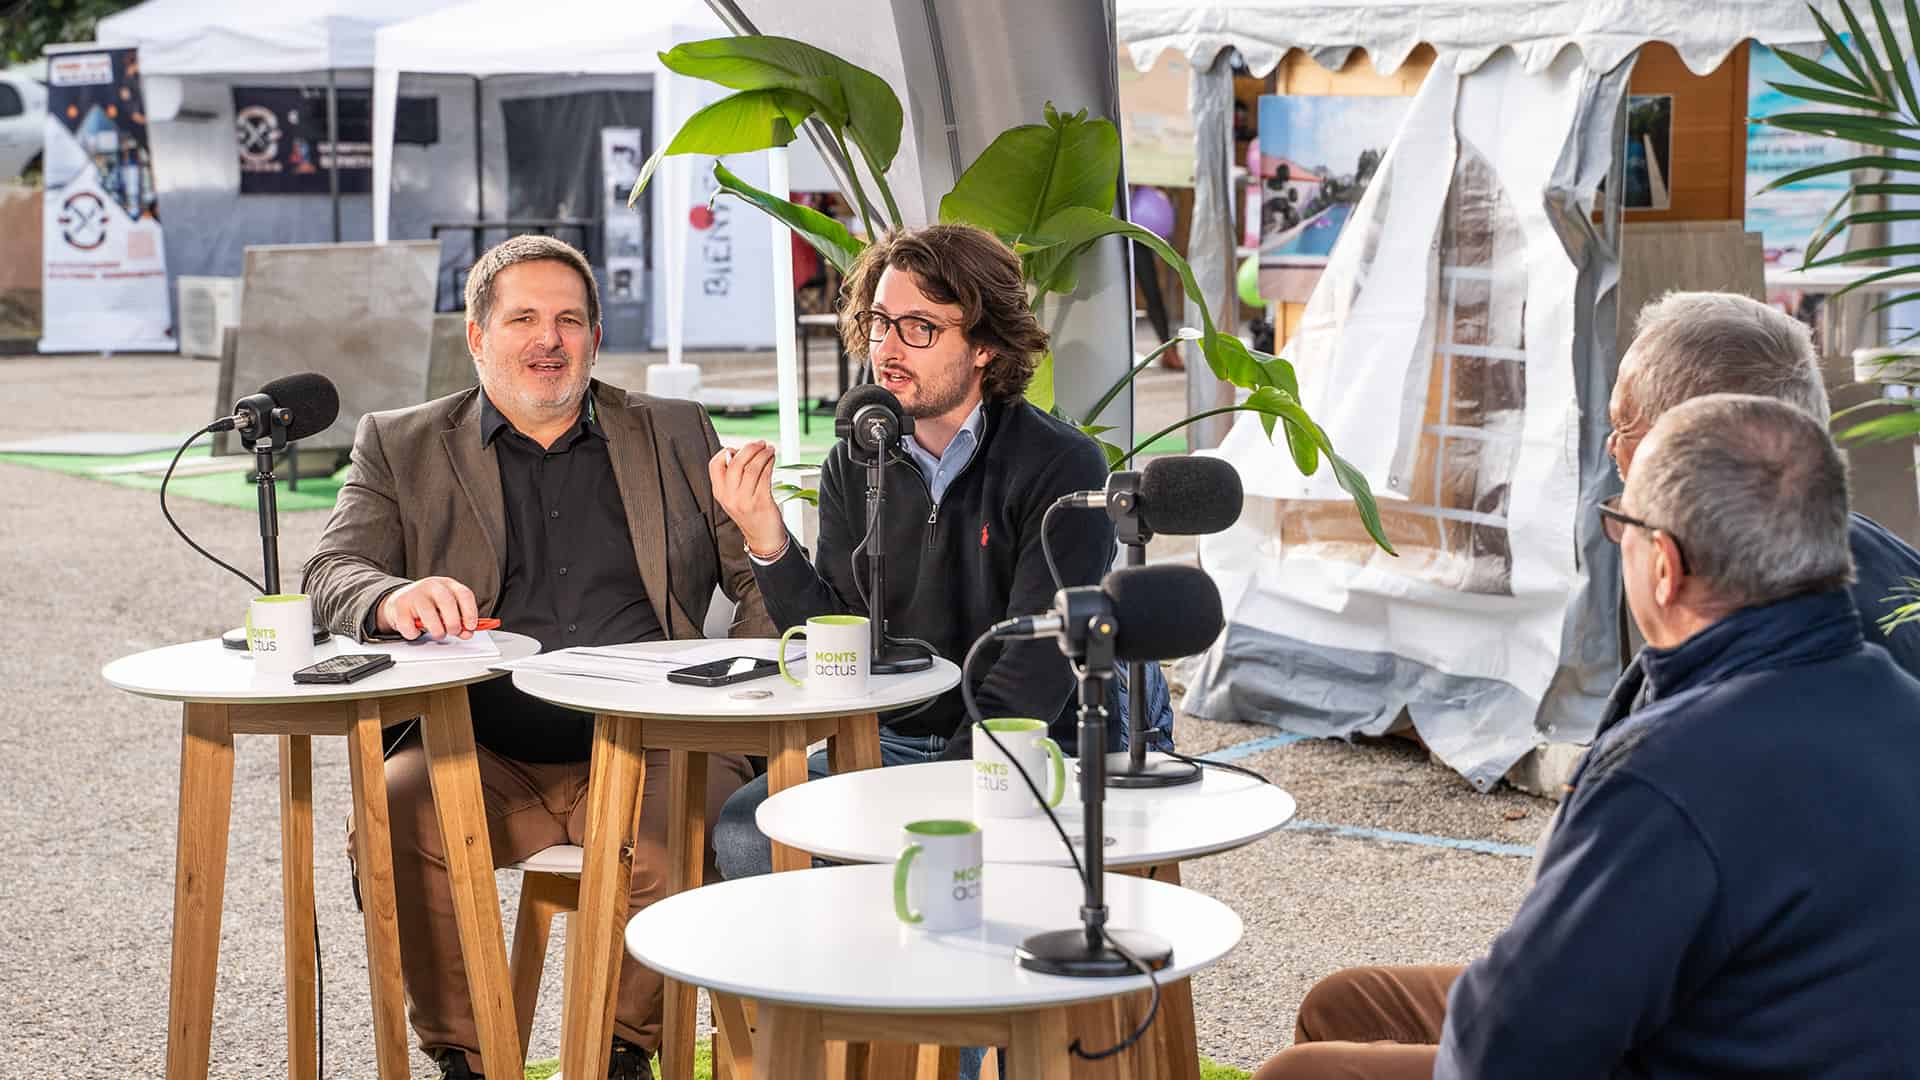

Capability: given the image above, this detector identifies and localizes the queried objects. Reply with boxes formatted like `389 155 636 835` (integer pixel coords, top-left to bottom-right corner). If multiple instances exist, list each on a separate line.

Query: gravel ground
0 352 1547 1078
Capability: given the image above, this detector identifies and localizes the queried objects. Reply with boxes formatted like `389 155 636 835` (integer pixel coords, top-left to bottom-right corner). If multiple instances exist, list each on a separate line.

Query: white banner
39 47 172 353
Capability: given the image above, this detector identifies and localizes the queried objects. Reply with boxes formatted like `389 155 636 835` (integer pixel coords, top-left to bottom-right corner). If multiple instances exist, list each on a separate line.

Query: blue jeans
712 729 988 1080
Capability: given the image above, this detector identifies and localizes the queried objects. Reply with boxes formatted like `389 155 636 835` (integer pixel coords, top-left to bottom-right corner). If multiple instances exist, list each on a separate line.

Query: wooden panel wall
1623 41 1751 224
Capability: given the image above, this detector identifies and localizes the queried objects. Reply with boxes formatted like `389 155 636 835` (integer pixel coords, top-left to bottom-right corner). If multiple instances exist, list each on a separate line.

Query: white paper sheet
491 640 804 685
353 629 502 663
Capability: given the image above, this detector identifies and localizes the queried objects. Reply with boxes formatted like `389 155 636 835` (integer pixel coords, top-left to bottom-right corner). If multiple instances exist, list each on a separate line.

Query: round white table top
101 632 541 705
757 760 1296 869
625 863 1241 1012
511 639 960 722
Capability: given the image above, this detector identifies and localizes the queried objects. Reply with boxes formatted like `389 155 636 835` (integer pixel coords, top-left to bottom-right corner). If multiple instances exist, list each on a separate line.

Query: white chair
507 844 583 1058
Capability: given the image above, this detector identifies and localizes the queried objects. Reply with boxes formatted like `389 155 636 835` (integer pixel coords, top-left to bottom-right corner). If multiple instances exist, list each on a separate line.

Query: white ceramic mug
971 717 1068 818
778 614 869 699
246 593 315 676
893 819 983 932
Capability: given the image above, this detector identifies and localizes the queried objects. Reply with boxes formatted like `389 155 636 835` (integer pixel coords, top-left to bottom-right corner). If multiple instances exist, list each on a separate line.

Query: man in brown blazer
303 234 772 1080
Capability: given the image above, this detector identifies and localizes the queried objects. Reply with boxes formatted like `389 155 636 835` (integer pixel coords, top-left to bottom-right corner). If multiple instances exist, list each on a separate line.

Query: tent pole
327 68 341 242
473 76 485 264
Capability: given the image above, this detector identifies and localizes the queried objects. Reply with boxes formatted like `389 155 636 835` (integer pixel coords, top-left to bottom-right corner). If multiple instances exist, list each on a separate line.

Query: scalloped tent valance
1116 0 1907 77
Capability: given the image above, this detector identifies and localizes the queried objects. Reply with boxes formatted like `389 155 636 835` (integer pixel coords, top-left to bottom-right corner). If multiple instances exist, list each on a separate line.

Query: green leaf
1871 0 1920 120
1814 5 1881 94
1757 154 1920 194
1760 114 1920 152
1762 110 1919 134
1764 80 1896 112
1099 437 1127 469
939 104 1121 240
772 482 820 506
1078 423 1115 437
1840 407 1920 444
709 160 866 276
1235 388 1394 554
1025 350 1057 414
1207 332 1274 389
660 36 904 171
663 88 813 156
1020 207 1226 382
1840 1 1898 102
1770 46 1875 98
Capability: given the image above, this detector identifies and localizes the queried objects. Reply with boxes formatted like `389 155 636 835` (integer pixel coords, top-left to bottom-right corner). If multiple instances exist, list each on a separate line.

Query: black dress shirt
462 392 665 762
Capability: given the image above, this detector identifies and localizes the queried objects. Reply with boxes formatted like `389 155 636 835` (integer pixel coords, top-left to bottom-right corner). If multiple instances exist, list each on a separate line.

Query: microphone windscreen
1105 563 1223 661
834 383 903 428
260 372 340 442
1139 455 1243 535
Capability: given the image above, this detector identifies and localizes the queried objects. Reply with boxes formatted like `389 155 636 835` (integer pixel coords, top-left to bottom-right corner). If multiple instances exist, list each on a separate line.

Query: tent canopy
1116 0 1907 77
96 0 463 75
370 0 715 78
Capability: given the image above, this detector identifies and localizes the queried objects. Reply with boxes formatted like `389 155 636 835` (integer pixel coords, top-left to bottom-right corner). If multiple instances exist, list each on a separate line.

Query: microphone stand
1104 476 1201 788
220 408 331 650
1017 615 1173 976
861 424 931 674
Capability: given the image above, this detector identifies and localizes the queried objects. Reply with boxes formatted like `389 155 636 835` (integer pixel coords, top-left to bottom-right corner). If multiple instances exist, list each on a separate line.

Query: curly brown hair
839 224 1048 401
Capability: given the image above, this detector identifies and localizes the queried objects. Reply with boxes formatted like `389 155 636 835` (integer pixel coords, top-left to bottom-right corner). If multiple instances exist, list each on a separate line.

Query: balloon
1245 140 1263 176
1129 186 1177 240
1237 253 1264 307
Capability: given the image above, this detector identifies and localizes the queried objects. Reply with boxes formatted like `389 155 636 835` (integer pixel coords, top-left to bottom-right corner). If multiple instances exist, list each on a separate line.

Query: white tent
1117 0 1897 78
91 0 469 288
371 0 836 360
97 0 459 74
1113 0 1896 789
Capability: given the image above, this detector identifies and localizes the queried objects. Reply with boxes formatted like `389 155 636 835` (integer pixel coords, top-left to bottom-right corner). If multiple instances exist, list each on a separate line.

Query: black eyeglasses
852 309 951 349
1598 495 1691 574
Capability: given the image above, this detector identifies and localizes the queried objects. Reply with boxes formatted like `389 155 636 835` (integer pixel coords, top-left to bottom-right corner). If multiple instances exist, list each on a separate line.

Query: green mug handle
778 626 806 686
893 843 924 924
1037 736 1067 808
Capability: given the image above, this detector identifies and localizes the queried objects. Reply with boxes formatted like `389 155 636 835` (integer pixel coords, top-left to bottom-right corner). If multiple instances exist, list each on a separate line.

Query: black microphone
992 563 1223 661
212 372 340 449
833 384 912 462
1063 454 1243 536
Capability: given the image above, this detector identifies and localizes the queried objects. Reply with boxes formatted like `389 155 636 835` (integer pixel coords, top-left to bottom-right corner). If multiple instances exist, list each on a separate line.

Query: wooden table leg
165 702 235 1080
1008 1007 1074 1080
661 749 709 1080
827 711 882 774
1152 862 1201 1080
712 991 757 1080
562 713 649 1080
351 699 411 1080
278 734 318 1080
768 722 814 873
755 1003 826 1080
420 687 521 1080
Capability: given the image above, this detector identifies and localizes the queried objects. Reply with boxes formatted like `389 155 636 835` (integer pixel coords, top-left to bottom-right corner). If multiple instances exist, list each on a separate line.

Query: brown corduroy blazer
301 380 775 642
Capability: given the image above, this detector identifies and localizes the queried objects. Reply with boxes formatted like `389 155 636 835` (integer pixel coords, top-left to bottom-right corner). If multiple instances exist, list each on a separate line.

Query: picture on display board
1255 94 1409 304
232 87 373 195
600 127 646 307
1117 45 1195 187
1623 94 1674 211
1746 45 1852 327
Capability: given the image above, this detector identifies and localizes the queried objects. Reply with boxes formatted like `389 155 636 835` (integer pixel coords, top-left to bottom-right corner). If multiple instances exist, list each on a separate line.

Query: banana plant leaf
710 161 866 276
939 104 1120 242
660 36 903 171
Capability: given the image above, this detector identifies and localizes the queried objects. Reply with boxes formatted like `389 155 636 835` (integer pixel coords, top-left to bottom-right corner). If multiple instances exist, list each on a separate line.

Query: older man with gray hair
1607 291 1920 681
1260 395 1920 1078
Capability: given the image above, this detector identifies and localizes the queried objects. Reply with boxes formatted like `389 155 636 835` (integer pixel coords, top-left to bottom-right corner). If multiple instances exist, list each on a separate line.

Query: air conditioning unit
178 276 242 358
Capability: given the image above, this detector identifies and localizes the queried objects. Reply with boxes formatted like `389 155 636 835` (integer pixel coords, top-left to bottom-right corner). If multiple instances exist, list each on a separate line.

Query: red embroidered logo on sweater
980 523 990 547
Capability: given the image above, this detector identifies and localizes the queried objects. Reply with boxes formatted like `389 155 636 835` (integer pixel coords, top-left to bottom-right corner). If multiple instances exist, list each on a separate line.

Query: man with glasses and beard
704 223 1114 871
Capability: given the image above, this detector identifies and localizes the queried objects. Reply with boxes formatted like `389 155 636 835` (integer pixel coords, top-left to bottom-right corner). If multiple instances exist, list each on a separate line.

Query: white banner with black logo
39 46 172 353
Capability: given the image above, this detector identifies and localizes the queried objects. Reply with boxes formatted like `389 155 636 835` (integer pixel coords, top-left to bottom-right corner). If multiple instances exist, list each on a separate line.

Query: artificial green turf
0 410 1187 514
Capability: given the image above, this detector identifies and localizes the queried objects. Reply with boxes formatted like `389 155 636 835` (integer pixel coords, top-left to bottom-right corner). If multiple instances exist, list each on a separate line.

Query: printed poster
233 86 373 195
39 46 171 353
1256 94 1409 304
601 127 646 308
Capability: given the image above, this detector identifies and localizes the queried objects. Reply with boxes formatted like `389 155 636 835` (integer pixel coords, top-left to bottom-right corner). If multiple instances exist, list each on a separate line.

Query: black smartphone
292 653 396 684
667 656 782 687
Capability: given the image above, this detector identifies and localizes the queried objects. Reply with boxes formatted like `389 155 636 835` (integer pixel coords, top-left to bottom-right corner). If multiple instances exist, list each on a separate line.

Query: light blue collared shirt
901 401 985 506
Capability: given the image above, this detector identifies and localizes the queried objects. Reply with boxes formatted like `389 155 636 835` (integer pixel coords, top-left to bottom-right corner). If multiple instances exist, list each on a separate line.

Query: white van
0 71 46 181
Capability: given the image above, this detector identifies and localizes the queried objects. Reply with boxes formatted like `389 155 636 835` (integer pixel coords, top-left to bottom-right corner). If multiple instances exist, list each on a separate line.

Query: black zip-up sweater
752 396 1114 759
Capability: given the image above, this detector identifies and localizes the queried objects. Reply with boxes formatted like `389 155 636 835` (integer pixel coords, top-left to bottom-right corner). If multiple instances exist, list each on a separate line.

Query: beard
897 359 976 419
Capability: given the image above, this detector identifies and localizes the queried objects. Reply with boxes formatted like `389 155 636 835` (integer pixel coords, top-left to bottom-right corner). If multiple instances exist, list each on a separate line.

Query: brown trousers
1253 964 1466 1080
361 736 752 1073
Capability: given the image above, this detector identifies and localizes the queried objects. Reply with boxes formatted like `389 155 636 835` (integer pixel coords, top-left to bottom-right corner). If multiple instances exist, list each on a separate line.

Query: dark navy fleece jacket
1438 589 1920 1078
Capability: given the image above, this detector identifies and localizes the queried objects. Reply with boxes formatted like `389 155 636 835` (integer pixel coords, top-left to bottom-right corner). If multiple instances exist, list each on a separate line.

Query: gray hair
1624 292 1829 427
465 234 601 331
1628 393 1852 611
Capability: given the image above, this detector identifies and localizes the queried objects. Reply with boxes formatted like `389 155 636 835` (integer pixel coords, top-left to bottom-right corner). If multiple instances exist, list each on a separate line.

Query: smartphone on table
667 656 782 687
